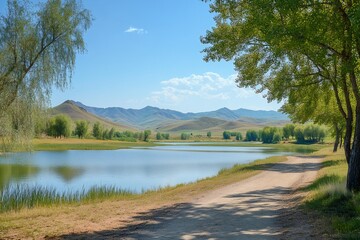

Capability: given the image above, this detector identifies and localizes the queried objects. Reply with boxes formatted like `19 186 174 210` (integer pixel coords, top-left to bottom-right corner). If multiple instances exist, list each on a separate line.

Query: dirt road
57 155 323 239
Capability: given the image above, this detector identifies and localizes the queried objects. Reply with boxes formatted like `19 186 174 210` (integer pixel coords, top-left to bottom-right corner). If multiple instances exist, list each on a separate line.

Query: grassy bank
301 147 360 238
31 138 155 151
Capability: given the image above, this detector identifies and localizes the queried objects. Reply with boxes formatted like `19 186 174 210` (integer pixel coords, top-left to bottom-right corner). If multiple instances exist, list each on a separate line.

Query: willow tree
0 0 91 150
202 0 360 191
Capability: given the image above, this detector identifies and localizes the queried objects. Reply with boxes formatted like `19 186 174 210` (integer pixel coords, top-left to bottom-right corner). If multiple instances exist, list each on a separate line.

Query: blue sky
5 0 283 112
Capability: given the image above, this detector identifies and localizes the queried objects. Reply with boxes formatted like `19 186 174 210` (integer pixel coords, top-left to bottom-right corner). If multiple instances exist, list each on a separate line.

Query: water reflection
0 164 39 189
0 144 309 194
51 166 85 182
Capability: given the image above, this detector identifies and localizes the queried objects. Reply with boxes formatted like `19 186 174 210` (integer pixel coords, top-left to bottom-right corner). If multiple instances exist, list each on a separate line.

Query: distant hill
159 117 288 133
52 101 136 131
72 101 289 131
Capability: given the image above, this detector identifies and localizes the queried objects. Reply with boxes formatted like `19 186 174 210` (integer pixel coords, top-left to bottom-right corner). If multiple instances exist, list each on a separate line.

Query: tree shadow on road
50 189 291 239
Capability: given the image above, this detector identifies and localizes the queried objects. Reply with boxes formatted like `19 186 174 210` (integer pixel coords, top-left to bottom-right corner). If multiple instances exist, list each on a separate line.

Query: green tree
0 0 91 151
260 127 282 144
143 130 151 142
207 131 212 138
162 133 170 140
283 124 295 140
92 122 102 139
180 133 190 140
47 115 71 138
108 127 115 140
102 129 108 140
156 132 162 140
235 132 242 141
294 126 305 144
245 130 258 141
74 120 88 139
223 131 231 140
201 1 360 191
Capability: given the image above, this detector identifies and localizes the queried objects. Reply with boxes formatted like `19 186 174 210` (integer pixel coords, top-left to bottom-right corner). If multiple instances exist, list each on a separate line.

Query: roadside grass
302 147 360 239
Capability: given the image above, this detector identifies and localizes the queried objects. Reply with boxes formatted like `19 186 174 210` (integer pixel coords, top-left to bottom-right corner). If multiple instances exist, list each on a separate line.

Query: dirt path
56 155 324 240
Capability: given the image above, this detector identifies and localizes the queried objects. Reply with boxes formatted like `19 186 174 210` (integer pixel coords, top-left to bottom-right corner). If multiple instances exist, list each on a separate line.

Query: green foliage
156 132 162 140
156 132 170 140
295 124 326 144
223 131 231 140
235 132 242 141
46 115 71 138
143 130 151 142
108 128 115 140
246 130 258 141
201 0 360 190
92 122 102 139
180 133 191 140
0 0 91 151
261 127 281 144
283 124 295 140
74 120 88 139
207 131 212 138
102 129 109 140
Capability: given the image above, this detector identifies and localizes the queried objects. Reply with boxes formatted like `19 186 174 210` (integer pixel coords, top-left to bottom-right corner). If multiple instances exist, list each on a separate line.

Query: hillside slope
74 101 289 130
52 101 136 131
159 116 288 133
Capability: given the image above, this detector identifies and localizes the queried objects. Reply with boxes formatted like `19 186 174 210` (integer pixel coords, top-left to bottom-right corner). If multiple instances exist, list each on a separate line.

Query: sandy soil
54 155 329 240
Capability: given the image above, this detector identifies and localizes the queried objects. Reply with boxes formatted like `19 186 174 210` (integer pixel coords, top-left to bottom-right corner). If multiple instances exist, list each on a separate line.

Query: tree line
44 115 153 142
221 124 326 144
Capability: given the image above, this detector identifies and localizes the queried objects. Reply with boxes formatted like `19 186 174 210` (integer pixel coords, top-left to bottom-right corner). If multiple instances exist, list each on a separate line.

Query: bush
236 132 243 141
180 133 191 140
223 131 231 140
246 130 258 141
74 120 88 139
46 115 71 138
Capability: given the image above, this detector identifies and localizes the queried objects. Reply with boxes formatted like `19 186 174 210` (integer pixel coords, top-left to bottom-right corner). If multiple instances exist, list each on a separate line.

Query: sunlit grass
0 184 135 213
302 148 360 238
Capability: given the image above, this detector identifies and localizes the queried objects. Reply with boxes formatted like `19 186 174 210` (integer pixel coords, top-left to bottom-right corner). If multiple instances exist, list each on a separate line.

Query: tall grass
303 152 360 238
0 184 135 213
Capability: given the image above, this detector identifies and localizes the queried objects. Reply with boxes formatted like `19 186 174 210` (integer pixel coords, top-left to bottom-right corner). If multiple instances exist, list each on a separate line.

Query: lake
0 144 298 193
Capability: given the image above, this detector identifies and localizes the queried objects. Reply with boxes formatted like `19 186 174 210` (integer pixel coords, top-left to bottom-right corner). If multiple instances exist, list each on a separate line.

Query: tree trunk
344 118 352 164
333 125 340 152
347 106 360 192
340 134 343 149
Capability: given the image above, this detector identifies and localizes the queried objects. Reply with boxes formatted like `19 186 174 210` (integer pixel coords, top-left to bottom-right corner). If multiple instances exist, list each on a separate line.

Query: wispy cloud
149 72 253 105
124 26 147 34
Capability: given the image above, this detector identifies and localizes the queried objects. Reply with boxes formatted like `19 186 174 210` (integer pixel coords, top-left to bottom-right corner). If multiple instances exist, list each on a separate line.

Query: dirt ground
49 155 332 240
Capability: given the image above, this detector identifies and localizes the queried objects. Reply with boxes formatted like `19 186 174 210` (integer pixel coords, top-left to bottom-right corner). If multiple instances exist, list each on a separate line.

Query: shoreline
0 146 327 239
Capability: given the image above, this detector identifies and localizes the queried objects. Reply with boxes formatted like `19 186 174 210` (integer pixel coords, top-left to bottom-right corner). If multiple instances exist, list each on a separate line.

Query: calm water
0 145 295 193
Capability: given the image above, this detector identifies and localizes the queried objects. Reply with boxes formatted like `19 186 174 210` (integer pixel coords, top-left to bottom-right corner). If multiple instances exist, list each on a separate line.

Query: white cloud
149 72 254 105
124 26 147 34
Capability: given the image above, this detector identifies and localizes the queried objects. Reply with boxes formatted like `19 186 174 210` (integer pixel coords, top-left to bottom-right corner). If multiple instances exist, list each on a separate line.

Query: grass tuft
0 184 136 213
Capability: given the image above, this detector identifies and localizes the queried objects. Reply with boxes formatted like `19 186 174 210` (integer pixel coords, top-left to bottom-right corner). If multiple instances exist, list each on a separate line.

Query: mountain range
69 100 289 131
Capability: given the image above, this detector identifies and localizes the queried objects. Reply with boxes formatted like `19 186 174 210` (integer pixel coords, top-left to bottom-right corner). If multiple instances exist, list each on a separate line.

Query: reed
0 184 135 213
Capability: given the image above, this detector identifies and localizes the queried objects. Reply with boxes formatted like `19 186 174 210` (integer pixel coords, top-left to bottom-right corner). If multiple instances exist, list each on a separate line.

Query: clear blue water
0 145 293 193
